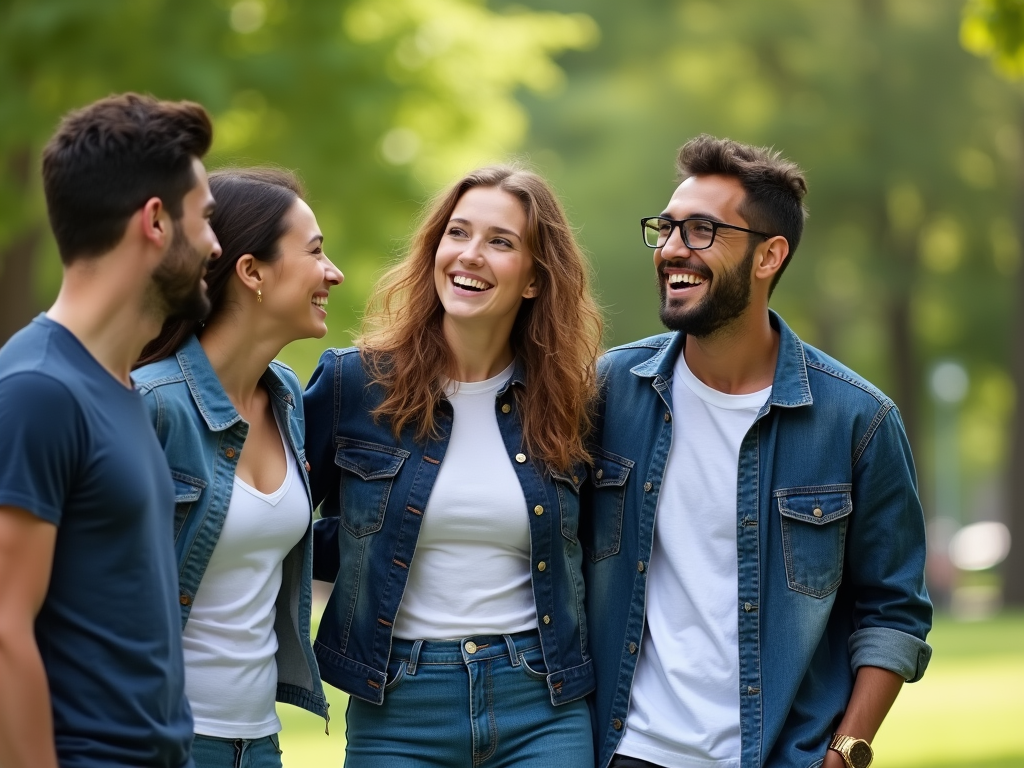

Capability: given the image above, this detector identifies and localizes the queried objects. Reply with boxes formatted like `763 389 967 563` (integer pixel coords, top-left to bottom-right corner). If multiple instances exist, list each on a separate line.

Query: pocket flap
775 485 852 526
551 462 587 492
170 471 206 503
592 450 633 488
334 439 409 481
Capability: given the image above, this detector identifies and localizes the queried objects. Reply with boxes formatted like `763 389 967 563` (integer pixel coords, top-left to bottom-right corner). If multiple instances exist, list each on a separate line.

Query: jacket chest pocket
171 471 206 540
580 449 633 562
775 484 852 598
551 463 587 543
334 439 409 537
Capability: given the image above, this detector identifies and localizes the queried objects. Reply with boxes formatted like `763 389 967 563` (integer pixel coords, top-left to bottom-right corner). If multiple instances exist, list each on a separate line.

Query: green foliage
0 0 596 369
963 0 1024 76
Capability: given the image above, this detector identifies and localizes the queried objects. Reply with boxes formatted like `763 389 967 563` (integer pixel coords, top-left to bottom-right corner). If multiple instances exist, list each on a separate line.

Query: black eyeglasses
640 216 772 250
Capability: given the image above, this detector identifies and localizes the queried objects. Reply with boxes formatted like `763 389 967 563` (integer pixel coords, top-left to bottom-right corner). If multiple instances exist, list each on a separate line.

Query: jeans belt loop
406 639 424 676
503 634 520 667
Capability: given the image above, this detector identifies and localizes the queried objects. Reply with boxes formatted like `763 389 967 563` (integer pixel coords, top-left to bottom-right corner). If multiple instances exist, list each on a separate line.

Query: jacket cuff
849 626 932 683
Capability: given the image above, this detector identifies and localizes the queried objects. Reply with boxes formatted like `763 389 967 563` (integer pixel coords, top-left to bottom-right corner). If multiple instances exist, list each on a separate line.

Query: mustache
658 258 713 281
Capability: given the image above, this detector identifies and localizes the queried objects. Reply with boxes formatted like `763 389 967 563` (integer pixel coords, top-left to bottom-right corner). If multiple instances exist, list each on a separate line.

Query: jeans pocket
269 732 283 755
334 439 409 537
518 649 549 681
384 659 408 693
775 484 853 598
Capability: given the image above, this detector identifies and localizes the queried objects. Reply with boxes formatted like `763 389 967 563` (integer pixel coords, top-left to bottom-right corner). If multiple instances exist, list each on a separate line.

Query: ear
234 254 264 296
140 197 170 249
521 275 539 300
754 236 790 282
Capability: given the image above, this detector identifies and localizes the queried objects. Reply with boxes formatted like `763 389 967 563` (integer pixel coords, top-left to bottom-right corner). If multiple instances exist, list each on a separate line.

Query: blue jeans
191 733 282 768
344 630 594 767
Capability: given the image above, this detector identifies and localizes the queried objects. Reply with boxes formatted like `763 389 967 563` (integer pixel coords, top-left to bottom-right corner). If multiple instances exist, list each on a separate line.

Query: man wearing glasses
582 135 932 768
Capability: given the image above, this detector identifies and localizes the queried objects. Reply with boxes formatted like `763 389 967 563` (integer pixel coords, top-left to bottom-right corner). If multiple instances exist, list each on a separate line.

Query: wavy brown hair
358 165 603 472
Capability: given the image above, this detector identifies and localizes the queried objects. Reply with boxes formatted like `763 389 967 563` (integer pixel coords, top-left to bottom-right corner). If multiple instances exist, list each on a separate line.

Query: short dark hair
676 134 808 292
135 168 303 367
42 93 213 265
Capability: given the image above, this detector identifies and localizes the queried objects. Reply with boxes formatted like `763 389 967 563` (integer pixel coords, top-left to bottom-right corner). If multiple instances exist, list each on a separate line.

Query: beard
148 219 212 323
658 241 755 338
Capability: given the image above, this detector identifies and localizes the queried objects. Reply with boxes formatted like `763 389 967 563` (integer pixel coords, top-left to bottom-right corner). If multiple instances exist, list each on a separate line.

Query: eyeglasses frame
640 216 773 251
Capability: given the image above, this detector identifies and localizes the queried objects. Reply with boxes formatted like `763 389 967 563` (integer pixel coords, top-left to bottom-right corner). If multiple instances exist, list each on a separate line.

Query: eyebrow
659 211 724 223
449 217 522 240
308 234 324 246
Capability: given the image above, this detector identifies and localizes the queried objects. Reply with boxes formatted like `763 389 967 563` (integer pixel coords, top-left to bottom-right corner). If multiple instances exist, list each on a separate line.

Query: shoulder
800 341 892 409
311 346 372 387
132 355 187 395
598 333 675 375
0 370 82 423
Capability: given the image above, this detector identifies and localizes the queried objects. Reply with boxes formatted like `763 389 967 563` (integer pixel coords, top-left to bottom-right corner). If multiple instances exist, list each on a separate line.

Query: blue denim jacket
583 312 932 768
304 347 595 706
132 336 329 722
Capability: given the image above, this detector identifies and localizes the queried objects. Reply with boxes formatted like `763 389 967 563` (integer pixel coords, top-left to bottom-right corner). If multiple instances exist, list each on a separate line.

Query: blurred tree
961 0 1024 604
524 0 1019 592
0 0 597 367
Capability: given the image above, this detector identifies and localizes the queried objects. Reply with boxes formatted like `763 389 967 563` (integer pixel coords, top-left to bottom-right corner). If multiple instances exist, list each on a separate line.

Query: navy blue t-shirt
0 316 193 768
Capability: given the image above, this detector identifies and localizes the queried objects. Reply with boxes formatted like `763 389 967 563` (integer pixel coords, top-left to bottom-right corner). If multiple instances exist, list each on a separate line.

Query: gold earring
257 288 262 304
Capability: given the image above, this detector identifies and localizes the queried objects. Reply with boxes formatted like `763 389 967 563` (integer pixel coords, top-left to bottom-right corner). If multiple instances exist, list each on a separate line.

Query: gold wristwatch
829 734 874 768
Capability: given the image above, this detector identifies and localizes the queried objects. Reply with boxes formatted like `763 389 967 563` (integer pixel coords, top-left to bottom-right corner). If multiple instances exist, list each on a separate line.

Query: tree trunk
0 226 43 345
1003 239 1024 606
0 147 43 345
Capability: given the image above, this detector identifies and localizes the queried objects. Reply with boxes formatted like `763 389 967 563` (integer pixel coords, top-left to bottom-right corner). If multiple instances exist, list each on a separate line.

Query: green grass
274 611 1024 767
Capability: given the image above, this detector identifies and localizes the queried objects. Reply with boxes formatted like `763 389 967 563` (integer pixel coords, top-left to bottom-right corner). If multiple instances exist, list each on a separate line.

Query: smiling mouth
312 296 328 309
666 272 707 291
452 275 493 292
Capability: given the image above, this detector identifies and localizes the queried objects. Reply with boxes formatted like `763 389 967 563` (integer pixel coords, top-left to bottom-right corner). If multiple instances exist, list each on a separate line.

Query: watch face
849 741 873 768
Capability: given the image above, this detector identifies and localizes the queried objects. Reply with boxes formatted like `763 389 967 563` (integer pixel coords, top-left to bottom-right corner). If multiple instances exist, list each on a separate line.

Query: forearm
822 665 903 767
0 632 59 768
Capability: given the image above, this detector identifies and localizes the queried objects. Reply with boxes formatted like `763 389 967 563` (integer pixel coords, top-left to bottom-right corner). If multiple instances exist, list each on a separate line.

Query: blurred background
2 0 1023 765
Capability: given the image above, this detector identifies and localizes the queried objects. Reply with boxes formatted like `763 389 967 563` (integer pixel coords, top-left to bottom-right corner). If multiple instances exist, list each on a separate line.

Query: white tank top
182 419 309 738
393 362 537 640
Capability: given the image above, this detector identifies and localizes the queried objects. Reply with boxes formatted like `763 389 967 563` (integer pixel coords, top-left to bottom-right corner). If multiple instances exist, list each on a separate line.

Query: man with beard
0 93 220 768
582 135 932 768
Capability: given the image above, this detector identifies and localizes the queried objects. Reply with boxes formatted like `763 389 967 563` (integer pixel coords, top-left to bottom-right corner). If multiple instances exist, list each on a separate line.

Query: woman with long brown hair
305 164 602 767
133 168 340 768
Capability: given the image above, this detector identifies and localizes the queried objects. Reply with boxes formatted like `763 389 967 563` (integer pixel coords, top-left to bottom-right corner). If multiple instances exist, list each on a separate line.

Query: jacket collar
496 355 528 396
176 335 295 432
629 310 813 409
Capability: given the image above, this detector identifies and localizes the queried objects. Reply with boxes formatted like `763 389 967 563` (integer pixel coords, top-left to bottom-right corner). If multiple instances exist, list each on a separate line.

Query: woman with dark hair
133 168 341 768
305 165 603 767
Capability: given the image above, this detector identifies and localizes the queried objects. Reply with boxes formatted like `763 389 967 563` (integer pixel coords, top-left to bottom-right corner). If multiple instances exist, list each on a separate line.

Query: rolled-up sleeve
847 405 933 682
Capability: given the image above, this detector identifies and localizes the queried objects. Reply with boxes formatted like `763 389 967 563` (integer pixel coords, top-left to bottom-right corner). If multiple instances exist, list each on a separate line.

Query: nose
457 238 485 265
209 233 223 260
324 255 343 286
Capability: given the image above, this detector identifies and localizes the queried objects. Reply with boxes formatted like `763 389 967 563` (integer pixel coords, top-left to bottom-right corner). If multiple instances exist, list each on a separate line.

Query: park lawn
274 611 1024 768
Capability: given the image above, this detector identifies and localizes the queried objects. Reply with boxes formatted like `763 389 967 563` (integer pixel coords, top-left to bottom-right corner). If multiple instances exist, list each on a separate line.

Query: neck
442 315 515 382
46 259 163 387
199 308 288 412
682 306 779 394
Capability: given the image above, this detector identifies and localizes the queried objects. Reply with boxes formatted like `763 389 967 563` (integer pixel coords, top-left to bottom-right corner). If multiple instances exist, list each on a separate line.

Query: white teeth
312 296 328 308
452 275 492 291
667 273 705 286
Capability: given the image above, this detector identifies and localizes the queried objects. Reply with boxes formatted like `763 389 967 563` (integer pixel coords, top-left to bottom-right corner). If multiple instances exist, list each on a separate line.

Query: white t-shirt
393 362 537 640
182 419 309 738
618 349 770 768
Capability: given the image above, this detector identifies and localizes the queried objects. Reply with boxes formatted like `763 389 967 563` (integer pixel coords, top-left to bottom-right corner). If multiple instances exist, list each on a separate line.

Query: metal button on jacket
515 453 527 464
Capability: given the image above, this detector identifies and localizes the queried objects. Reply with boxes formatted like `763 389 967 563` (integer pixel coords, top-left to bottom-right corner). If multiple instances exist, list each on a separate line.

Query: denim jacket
583 311 932 768
304 347 595 706
132 335 329 722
